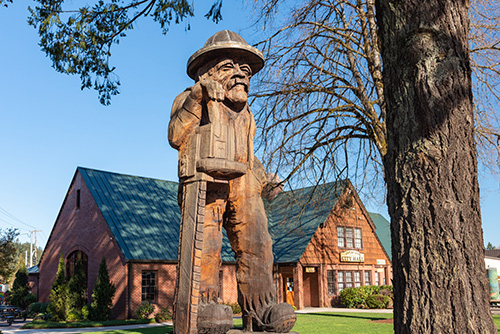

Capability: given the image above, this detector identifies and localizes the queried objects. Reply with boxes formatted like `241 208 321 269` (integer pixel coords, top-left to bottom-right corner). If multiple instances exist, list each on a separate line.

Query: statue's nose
233 64 245 78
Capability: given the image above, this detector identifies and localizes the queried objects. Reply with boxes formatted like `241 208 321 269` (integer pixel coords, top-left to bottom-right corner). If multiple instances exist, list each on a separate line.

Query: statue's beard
224 81 248 111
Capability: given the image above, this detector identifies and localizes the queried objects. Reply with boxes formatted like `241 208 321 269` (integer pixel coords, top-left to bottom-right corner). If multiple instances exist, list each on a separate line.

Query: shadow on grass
300 312 392 321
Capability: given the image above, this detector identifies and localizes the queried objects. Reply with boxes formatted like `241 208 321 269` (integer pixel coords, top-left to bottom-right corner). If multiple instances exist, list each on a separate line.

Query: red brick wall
38 171 242 319
128 262 176 318
127 263 237 318
220 264 238 304
38 172 128 319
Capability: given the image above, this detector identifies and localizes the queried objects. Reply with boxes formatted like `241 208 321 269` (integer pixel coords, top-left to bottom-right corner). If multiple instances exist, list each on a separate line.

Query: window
346 228 354 248
345 272 353 288
66 250 88 286
364 271 371 286
355 229 362 248
337 227 345 248
337 227 363 249
375 272 380 286
337 271 363 292
337 271 344 292
354 271 361 287
142 271 157 302
327 271 335 294
76 189 81 209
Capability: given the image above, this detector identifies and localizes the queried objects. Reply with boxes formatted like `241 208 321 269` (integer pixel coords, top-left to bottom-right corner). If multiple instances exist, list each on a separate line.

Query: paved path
0 321 171 334
2 307 499 333
295 307 393 314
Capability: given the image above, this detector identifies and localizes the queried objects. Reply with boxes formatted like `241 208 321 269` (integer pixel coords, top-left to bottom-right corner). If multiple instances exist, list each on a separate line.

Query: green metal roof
79 167 388 263
368 213 391 261
79 167 236 261
265 181 346 263
79 167 182 261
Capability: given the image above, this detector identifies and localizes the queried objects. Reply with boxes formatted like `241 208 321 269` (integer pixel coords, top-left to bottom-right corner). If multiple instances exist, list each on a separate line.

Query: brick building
35 167 391 318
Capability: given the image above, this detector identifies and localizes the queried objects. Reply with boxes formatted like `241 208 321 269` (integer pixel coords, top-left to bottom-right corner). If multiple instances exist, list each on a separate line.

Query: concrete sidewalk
2 307 498 333
0 321 171 334
295 307 393 314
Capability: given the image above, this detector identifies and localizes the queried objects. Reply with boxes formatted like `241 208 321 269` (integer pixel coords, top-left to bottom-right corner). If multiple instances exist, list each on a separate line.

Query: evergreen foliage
48 253 68 321
90 256 115 321
10 263 32 309
67 255 87 311
0 228 19 281
486 242 496 250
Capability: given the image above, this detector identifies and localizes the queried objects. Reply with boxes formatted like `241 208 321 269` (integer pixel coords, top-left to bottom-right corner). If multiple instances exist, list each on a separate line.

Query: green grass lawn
59 313 500 334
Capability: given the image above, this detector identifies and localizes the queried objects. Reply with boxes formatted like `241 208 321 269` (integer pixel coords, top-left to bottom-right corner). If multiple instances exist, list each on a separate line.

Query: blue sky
1 1 499 250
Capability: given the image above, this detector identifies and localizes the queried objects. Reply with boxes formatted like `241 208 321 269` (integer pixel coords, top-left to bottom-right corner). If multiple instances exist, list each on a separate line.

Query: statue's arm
168 88 203 150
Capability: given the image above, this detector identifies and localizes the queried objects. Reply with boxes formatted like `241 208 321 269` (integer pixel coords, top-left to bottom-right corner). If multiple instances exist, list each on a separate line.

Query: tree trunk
375 0 497 333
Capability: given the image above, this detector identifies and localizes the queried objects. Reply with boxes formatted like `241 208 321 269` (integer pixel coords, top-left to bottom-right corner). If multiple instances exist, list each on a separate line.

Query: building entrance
303 267 319 307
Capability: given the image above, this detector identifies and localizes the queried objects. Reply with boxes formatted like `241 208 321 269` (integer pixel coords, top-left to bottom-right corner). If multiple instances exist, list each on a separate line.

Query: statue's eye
240 65 252 76
221 63 234 71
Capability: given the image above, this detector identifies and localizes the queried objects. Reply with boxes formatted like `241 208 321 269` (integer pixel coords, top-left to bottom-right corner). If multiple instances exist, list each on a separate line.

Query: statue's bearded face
211 57 252 111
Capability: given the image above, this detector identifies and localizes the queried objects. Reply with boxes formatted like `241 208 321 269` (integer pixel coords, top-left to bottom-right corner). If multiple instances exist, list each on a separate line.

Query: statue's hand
190 78 225 103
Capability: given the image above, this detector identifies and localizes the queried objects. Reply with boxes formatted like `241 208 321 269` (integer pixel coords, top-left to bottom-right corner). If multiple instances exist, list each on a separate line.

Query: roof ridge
77 166 178 185
278 179 348 196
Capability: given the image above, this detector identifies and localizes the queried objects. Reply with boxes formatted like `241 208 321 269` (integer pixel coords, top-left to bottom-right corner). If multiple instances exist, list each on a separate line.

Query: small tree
90 256 115 321
48 253 68 321
10 263 30 309
67 256 87 311
0 228 19 282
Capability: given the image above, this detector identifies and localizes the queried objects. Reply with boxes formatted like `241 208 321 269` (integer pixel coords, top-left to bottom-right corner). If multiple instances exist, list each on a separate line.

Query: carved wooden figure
168 31 297 334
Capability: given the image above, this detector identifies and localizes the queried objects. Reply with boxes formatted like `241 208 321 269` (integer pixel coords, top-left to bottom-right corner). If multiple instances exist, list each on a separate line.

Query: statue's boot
197 303 234 334
252 303 297 333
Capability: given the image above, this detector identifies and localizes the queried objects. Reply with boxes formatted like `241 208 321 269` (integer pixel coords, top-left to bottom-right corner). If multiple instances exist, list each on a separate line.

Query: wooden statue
168 30 297 334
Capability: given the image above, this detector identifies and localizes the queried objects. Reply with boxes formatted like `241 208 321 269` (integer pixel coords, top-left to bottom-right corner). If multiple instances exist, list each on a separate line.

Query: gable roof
79 167 236 262
265 181 346 263
79 167 182 261
368 213 391 261
71 168 388 264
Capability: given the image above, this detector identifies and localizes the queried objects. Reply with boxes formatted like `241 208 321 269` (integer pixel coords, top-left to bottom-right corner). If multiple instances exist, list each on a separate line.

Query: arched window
66 250 88 284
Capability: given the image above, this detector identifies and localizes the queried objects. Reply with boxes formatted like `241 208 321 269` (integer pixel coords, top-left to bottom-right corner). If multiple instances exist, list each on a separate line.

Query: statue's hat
187 30 264 80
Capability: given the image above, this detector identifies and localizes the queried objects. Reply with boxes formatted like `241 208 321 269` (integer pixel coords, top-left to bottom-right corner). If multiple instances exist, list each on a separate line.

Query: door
303 268 320 307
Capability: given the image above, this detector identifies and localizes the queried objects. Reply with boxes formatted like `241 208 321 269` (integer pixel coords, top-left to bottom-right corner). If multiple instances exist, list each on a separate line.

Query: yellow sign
340 250 365 263
305 267 316 273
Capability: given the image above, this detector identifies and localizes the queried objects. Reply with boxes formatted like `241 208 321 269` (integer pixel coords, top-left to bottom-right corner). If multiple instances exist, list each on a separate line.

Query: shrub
366 294 391 309
24 293 37 307
90 257 116 321
340 285 393 308
154 306 172 322
379 288 393 298
223 302 242 314
340 286 372 308
29 302 49 315
67 256 87 311
33 313 51 321
10 264 30 309
66 309 81 322
81 305 91 320
48 253 69 321
136 301 155 320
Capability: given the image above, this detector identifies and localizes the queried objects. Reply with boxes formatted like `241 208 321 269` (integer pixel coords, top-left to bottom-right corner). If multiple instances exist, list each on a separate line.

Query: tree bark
376 0 497 333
